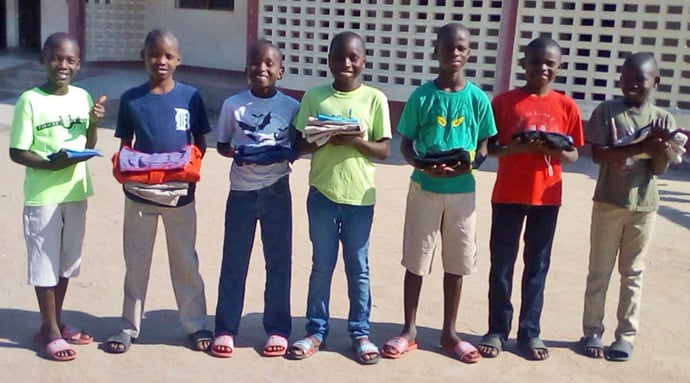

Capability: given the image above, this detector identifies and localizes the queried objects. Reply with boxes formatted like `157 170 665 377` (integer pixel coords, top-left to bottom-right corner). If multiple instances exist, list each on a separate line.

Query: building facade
2 0 689 121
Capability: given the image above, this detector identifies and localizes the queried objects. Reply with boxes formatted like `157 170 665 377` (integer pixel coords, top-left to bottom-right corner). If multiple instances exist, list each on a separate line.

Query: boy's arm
294 132 320 156
216 142 234 158
9 148 85 170
193 132 208 158
329 135 391 160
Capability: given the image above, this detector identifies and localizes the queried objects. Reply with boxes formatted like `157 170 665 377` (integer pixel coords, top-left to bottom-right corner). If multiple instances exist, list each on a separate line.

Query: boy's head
40 32 81 92
434 23 471 74
620 52 659 107
520 37 561 92
141 29 180 82
328 31 366 91
246 39 284 96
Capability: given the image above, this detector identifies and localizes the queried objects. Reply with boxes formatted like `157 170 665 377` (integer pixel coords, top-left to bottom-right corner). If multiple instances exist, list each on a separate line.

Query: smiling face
41 36 80 94
142 35 180 84
246 42 284 97
435 25 471 74
328 33 366 92
620 57 658 107
521 44 561 94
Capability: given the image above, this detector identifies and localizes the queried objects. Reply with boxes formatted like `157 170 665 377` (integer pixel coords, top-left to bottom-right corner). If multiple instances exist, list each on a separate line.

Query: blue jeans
304 187 374 342
487 203 559 341
214 176 292 338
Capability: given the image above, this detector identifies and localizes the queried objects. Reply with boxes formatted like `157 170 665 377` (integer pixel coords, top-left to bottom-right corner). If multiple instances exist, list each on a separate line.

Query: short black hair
143 28 179 50
248 39 284 63
436 23 469 44
524 37 561 57
42 32 79 56
622 52 658 74
329 31 365 54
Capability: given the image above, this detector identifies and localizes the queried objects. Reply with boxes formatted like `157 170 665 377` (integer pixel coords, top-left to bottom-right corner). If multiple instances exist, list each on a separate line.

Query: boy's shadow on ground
0 308 582 359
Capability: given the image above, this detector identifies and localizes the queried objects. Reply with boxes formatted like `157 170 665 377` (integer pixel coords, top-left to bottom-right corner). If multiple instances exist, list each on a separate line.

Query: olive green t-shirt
584 99 675 211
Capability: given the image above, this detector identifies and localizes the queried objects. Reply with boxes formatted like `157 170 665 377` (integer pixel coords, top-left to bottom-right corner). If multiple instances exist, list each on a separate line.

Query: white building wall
259 1 503 103
85 0 146 61
511 0 690 113
145 0 247 71
41 0 69 43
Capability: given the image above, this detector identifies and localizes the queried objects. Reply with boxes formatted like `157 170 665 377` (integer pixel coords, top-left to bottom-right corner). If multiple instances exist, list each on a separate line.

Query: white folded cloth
303 116 365 146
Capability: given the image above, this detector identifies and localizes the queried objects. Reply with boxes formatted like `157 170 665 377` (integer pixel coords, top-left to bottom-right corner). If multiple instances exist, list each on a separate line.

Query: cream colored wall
41 0 69 43
145 0 247 71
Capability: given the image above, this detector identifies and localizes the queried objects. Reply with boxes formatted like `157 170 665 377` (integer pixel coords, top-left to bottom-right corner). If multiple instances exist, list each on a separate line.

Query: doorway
0 0 6 48
19 0 40 50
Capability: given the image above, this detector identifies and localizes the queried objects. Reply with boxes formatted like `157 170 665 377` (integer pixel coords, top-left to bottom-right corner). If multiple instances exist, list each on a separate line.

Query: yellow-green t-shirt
9 86 94 206
294 84 392 206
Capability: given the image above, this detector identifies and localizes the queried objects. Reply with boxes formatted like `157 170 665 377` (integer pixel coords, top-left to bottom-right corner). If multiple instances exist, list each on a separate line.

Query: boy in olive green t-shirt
580 52 677 362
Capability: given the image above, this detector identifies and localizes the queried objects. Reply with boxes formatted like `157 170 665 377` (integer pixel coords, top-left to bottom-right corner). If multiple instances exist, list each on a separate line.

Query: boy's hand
420 162 471 177
329 134 362 146
90 95 107 124
649 117 673 141
48 150 88 169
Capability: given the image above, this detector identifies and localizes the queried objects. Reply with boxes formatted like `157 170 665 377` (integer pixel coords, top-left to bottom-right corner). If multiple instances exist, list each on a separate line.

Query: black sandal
105 331 132 354
188 329 213 351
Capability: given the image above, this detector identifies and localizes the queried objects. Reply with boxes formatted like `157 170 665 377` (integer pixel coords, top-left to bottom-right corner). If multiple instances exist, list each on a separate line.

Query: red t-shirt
491 89 584 206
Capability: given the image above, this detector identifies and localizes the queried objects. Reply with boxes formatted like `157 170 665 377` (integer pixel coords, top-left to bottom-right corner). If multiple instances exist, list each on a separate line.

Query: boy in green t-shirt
287 31 392 365
580 52 677 362
381 23 496 363
9 32 106 361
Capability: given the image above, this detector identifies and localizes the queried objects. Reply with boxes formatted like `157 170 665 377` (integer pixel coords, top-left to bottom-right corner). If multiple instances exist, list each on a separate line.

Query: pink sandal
210 334 234 358
263 335 288 357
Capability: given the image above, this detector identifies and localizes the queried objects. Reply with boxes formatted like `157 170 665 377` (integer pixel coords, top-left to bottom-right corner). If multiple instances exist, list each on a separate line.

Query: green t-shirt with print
294 84 392 206
397 80 497 194
10 86 95 206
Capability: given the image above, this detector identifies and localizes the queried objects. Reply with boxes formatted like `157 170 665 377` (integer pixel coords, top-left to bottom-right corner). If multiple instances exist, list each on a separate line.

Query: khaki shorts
24 201 87 286
402 182 477 276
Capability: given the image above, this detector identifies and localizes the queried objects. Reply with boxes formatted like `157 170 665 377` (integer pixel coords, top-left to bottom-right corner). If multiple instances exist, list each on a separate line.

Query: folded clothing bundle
112 145 202 184
412 148 472 168
123 182 189 206
233 145 297 166
612 125 688 162
513 130 575 151
48 148 102 160
303 115 364 146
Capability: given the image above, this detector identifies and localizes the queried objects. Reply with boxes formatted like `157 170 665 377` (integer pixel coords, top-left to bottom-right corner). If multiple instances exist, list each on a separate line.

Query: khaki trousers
121 198 208 338
583 202 656 343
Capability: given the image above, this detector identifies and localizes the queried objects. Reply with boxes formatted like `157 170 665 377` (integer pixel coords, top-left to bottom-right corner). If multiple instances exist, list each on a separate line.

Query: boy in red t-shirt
477 37 584 361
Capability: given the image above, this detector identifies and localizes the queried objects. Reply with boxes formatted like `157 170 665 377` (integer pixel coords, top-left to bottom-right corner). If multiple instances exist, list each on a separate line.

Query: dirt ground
1 102 689 382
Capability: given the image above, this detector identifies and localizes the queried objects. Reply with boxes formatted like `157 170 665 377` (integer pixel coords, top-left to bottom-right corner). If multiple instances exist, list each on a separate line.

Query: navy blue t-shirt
115 82 211 206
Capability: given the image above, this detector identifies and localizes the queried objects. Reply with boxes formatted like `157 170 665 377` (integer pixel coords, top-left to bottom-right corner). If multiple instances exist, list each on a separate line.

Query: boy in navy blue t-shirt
105 29 213 354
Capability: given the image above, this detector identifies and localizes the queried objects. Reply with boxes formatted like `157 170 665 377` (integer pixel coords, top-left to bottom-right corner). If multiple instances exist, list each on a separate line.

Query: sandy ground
1 102 689 383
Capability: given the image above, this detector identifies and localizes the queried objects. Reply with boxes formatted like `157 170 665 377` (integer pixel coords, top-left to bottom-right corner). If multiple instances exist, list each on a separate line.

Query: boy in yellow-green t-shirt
287 31 392 365
9 32 106 361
